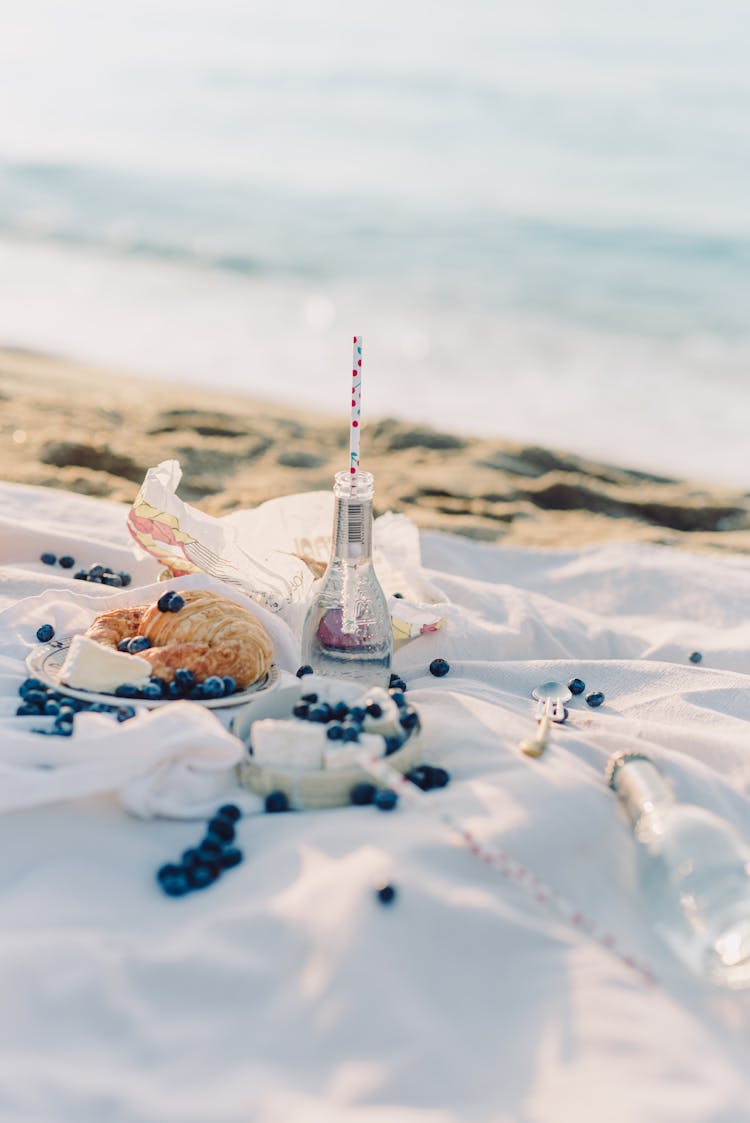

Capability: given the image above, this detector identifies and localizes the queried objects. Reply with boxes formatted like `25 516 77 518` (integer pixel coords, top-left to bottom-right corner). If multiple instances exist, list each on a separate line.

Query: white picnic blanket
1 480 750 1123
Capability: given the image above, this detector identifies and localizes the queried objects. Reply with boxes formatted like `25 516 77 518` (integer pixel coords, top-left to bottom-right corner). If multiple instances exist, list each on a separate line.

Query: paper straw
350 335 363 493
359 751 659 989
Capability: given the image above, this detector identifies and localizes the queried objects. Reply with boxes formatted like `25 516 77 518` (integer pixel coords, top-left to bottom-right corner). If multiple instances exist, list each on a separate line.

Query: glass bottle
301 470 392 687
607 751 750 988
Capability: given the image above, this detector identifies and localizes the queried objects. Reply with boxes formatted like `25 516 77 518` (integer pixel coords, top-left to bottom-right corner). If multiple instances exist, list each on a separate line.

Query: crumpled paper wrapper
127 460 444 645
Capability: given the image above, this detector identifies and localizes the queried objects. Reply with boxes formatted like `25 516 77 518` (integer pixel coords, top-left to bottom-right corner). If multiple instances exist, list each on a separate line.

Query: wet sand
1 347 748 553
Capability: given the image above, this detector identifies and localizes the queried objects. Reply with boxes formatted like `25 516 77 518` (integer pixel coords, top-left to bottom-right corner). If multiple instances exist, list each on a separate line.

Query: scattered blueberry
341 725 360 743
373 789 399 811
168 594 184 613
365 702 383 718
296 665 314 678
160 870 191 897
40 553 56 566
23 689 47 708
376 884 397 905
429 766 450 788
308 704 332 723
181 848 204 868
389 677 407 693
203 676 225 698
207 816 235 843
219 847 243 870
186 862 216 890
399 708 420 732
392 592 404 599
198 838 223 859
326 723 344 740
217 803 241 822
127 635 151 654
429 658 450 678
265 790 290 813
52 719 73 737
101 574 124 587
300 692 319 703
115 683 140 698
174 668 195 689
36 624 55 643
74 571 88 580
406 767 432 791
568 677 586 695
157 862 183 883
43 700 60 715
157 590 176 612
689 651 703 665
349 706 366 724
292 703 310 719
19 678 45 697
222 676 236 696
389 691 406 708
58 556 75 569
16 703 37 716
119 572 132 587
389 673 402 688
88 565 105 579
350 782 376 806
188 684 207 701
331 701 349 721
166 681 184 700
140 682 163 701
117 638 133 652
586 691 605 708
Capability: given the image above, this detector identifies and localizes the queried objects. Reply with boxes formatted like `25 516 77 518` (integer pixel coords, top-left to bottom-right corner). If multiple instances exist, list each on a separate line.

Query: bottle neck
609 755 675 827
331 491 373 562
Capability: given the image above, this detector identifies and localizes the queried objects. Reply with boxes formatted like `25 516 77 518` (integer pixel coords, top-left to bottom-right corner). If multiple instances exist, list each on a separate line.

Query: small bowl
231 680 422 809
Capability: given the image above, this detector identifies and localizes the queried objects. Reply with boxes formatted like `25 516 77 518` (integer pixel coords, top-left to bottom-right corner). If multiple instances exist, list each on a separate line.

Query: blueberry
222 676 236 695
207 816 235 843
349 707 366 725
118 572 132 587
389 691 406 708
341 725 360 743
217 803 241 822
389 673 403 688
157 862 183 882
117 638 133 652
188 684 207 701
292 703 310 719
265 790 290 813
36 624 55 643
174 668 195 689
374 789 399 811
406 767 432 791
181 848 204 868
586 691 605 708
219 847 243 870
376 883 397 905
88 565 105 579
399 708 420 732
365 702 383 718
350 782 376 806
52 720 73 737
16 703 37 716
89 702 113 713
101 574 123 587
202 676 225 698
198 838 223 859
148 676 166 694
326 723 344 740
128 635 151 654
74 571 88 580
166 681 184 699
160 871 191 897
115 683 139 698
308 704 332 723
300 692 319 703
429 658 450 678
186 862 217 890
43 700 60 715
689 651 703 665
392 592 404 599
295 665 313 678
384 736 403 755
157 590 176 612
168 595 184 613
331 701 349 721
57 555 75 569
568 677 586 696
40 553 56 566
19 678 45 697
23 689 47 708
389 678 407 693
140 682 162 701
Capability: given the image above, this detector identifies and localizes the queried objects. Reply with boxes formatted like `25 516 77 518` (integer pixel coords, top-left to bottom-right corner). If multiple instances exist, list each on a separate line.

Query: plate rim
25 635 280 709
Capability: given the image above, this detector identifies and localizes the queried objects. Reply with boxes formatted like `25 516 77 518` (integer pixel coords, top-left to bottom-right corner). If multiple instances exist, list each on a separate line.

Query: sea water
0 0 749 485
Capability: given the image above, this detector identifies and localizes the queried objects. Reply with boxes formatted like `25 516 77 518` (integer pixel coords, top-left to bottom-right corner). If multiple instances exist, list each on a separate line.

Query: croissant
84 590 274 688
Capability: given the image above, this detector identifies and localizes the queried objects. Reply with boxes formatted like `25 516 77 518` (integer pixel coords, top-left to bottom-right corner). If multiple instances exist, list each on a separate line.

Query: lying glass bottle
607 751 750 988
301 470 392 687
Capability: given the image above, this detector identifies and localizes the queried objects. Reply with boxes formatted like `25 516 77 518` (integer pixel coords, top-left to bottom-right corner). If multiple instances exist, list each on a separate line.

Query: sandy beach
1 346 748 554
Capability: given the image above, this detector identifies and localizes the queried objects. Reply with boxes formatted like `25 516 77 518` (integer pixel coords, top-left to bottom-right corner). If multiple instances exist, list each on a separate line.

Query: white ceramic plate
25 636 281 709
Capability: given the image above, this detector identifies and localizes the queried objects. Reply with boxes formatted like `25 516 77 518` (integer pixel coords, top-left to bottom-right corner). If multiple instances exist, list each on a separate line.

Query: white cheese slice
360 687 402 735
60 634 151 692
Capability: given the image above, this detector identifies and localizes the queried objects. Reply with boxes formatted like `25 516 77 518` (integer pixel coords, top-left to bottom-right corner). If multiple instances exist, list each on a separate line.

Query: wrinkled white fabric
1 482 750 1123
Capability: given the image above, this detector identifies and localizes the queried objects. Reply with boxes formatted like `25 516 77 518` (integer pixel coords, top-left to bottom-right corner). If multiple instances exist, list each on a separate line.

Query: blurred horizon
1 0 749 485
